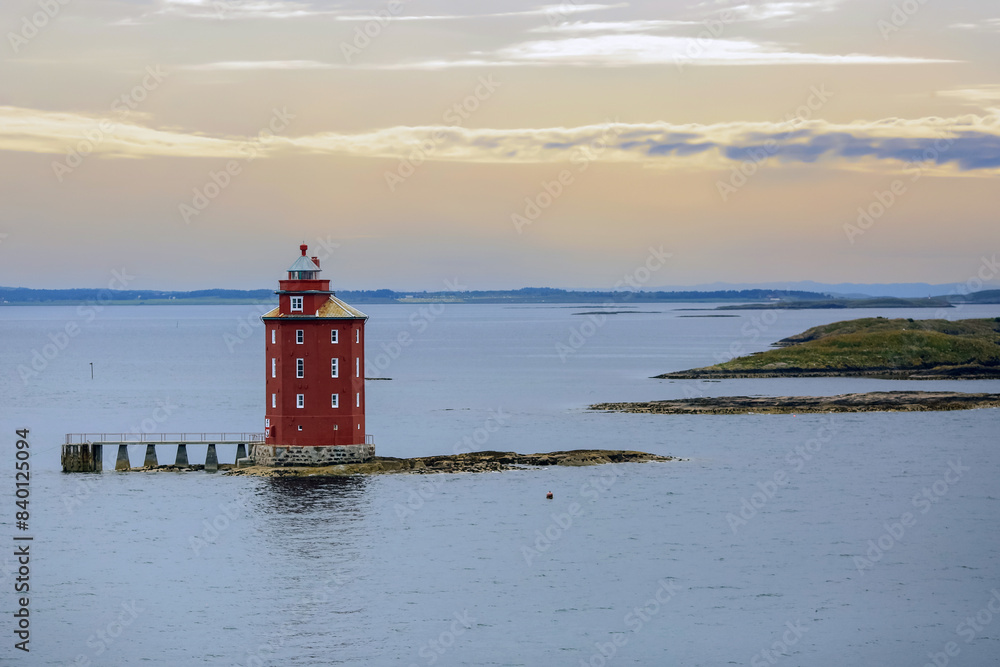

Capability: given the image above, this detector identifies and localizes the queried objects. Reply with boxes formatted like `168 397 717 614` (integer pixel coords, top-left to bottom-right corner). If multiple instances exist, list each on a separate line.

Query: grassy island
657 317 1000 379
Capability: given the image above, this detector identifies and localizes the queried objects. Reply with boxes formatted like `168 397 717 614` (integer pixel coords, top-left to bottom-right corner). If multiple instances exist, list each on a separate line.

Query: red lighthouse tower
253 244 373 466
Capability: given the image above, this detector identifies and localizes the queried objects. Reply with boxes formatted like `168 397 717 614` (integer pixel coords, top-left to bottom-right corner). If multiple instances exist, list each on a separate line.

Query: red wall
263 316 366 447
276 278 331 315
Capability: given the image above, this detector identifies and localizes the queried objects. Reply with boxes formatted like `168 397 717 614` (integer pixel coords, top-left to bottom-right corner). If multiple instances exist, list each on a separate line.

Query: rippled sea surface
1 303 999 666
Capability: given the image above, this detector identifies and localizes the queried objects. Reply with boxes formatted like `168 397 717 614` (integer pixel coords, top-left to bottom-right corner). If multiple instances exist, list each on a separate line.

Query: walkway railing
65 433 265 445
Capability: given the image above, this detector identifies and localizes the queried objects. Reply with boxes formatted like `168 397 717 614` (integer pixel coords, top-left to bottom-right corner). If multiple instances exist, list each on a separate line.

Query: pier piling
175 444 189 467
115 444 130 471
143 444 158 467
205 444 218 472
236 443 247 461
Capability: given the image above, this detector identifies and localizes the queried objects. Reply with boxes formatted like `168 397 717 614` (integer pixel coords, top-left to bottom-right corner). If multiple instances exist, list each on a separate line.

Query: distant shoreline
11 286 997 307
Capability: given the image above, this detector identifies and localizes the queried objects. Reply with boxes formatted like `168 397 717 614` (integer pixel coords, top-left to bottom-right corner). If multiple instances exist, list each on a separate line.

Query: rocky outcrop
589 391 1000 415
224 449 676 477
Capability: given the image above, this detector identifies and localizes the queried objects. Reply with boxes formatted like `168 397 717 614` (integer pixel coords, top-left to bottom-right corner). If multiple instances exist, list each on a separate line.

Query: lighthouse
252 244 374 466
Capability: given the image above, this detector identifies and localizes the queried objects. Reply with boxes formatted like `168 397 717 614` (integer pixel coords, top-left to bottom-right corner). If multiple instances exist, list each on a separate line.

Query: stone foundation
61 444 102 472
251 443 375 467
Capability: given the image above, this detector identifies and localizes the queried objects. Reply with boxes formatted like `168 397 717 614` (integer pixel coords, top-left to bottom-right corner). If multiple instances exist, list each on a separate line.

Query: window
331 394 339 408
356 392 360 408
271 358 276 378
296 358 304 378
297 425 303 431
291 296 303 312
331 358 339 378
355 357 360 378
271 329 275 344
356 329 360 344
265 418 270 427
271 394 276 408
331 329 338 344
296 394 304 408
296 330 304 344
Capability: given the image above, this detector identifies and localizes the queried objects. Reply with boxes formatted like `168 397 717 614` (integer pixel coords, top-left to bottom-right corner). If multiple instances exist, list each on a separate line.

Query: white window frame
331 329 338 344
331 393 339 408
356 357 360 378
356 329 360 344
271 329 275 344
296 329 304 344
296 394 304 409
356 392 360 408
271 394 276 408
271 358 276 378
331 358 339 378
296 358 304 378
291 296 303 312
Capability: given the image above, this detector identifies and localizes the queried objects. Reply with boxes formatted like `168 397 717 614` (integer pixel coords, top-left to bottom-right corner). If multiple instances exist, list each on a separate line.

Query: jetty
62 433 263 472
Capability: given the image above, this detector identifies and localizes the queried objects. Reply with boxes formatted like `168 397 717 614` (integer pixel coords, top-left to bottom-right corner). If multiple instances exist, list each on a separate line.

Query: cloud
528 19 699 33
729 0 843 22
185 34 956 71
130 1 627 23
183 60 335 70
0 106 244 159
485 34 952 67
692 0 845 24
936 85 1000 109
950 18 1000 31
368 34 956 69
135 0 950 70
3 106 999 175
337 4 628 22
150 0 330 20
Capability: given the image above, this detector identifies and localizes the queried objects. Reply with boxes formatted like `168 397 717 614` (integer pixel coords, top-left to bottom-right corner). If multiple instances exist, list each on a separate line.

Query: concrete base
251 443 375 467
236 457 254 468
205 444 218 473
175 444 189 467
61 444 102 472
115 445 130 471
143 444 158 467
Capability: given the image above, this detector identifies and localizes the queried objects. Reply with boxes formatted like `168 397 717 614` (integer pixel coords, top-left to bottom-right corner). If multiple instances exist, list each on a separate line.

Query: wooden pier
62 433 264 472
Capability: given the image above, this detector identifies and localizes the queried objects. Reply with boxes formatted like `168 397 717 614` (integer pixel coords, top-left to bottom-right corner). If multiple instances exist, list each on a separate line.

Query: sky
0 0 998 291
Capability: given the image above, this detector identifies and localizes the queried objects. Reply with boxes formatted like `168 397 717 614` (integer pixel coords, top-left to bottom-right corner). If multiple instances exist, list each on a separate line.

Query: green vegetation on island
657 317 1000 379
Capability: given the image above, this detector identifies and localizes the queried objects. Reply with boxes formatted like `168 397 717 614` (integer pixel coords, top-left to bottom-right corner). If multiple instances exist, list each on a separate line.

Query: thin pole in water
90 362 94 379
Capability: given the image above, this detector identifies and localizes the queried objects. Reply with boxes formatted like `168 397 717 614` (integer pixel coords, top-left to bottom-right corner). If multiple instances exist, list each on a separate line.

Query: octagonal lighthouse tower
253 244 373 466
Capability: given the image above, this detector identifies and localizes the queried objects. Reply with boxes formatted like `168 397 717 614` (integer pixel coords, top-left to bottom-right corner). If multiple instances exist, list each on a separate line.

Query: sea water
1 303 998 665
